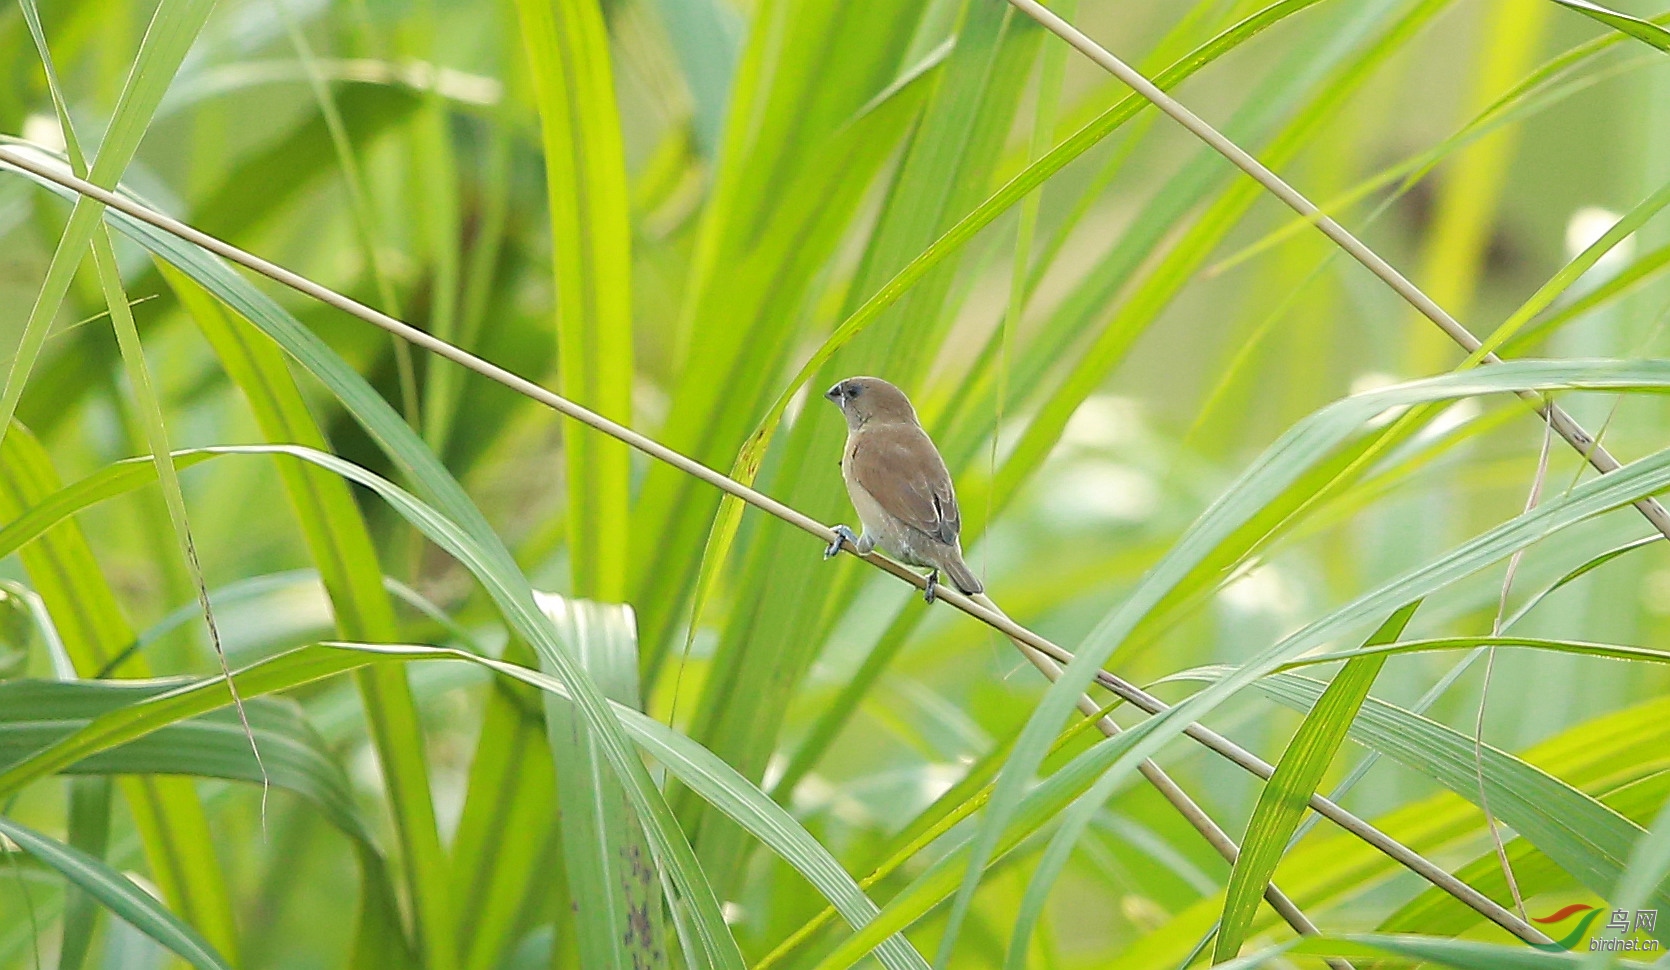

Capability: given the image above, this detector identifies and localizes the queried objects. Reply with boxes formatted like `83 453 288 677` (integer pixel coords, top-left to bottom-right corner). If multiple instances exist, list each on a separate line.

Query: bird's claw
923 570 939 604
825 524 859 559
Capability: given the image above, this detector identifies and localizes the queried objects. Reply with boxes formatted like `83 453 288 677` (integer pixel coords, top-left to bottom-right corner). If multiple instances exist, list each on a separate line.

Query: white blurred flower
1565 206 1635 275
1040 460 1159 526
1350 371 1407 429
20 113 64 153
1219 564 1300 617
1350 371 1401 396
1419 397 1482 441
1060 394 1143 452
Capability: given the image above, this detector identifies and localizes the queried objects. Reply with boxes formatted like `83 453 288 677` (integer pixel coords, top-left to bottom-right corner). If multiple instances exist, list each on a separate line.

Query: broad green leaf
1215 603 1416 961
515 0 633 601
0 815 232 970
536 595 666 970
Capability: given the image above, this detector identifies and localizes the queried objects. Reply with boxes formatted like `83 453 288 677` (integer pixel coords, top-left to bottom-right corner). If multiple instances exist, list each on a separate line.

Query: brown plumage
823 376 982 600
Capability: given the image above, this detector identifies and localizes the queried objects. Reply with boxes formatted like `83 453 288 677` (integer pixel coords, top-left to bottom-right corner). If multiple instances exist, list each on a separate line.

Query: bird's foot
824 524 860 559
923 569 939 604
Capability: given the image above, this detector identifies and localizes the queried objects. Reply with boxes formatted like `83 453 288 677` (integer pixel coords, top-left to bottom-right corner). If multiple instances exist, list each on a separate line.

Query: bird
822 376 982 602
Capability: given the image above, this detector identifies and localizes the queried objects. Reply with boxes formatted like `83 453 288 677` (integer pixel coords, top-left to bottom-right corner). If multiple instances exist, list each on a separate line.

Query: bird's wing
849 424 960 544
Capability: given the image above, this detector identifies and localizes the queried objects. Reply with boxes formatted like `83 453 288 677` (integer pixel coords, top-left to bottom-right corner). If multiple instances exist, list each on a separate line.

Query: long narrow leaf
1215 603 1417 960
0 815 232 970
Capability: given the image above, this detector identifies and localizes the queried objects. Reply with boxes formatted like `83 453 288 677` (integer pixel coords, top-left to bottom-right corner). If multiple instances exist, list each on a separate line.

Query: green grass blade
0 155 747 967
161 262 445 970
716 0 1339 544
628 24 938 670
90 221 262 828
0 423 240 961
807 718 1161 970
1213 12 1665 276
58 775 111 970
0 0 217 451
0 451 216 559
0 679 374 847
18 20 257 964
1597 791 1670 968
685 0 1045 911
271 2 419 427
1544 0 1670 50
0 625 929 969
1405 0 1550 371
514 0 633 600
1468 171 1670 363
537 596 666 970
988 0 1441 519
1233 669 1670 928
1293 933 1642 967
452 652 557 970
1214 603 1416 961
648 0 739 156
1113 698 1670 968
0 814 232 970
1505 241 1670 354
950 359 1670 970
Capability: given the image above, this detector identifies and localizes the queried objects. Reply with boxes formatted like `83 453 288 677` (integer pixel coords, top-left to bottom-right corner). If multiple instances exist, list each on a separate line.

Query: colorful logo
1531 904 1601 952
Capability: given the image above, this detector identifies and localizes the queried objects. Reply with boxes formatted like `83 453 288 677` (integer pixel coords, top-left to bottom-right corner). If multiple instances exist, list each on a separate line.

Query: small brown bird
823 376 982 602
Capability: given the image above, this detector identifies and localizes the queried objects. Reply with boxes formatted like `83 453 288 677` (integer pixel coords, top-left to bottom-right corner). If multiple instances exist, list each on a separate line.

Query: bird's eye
844 385 860 398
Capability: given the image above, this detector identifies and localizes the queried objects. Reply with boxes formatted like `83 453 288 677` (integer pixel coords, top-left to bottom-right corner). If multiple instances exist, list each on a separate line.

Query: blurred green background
2 0 1670 966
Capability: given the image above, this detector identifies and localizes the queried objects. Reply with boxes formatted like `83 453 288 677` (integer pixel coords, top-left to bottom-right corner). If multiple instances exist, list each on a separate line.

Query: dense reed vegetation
3 0 1670 966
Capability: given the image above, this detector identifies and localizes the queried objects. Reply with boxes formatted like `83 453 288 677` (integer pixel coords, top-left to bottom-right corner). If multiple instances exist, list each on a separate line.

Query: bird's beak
824 382 843 402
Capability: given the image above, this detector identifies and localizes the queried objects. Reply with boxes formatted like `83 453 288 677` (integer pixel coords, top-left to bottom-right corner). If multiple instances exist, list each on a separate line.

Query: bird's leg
923 569 939 604
824 524 861 559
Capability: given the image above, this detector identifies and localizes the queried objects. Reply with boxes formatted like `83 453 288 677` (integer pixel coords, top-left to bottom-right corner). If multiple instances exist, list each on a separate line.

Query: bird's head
825 376 918 430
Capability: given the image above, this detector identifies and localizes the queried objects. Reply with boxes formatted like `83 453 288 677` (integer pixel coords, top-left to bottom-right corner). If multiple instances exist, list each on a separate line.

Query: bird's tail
942 551 983 596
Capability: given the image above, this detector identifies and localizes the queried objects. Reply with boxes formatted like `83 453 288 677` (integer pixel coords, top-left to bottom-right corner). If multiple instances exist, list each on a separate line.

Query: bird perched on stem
823 376 982 602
